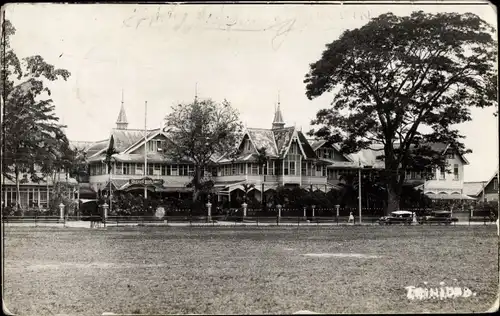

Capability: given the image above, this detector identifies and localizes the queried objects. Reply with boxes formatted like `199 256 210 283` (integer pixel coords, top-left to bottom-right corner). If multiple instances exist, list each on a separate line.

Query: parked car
378 210 414 225
418 210 458 225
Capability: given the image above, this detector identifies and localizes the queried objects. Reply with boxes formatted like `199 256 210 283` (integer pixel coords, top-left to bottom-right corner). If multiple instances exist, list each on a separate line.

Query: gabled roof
110 128 148 153
462 181 485 197
86 140 109 158
309 139 353 162
296 131 317 159
123 128 162 154
69 141 96 152
273 127 295 157
246 128 279 157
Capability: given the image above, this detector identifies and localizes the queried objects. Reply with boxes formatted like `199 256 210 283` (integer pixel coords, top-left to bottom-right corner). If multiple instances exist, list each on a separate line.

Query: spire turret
116 90 128 130
272 91 285 129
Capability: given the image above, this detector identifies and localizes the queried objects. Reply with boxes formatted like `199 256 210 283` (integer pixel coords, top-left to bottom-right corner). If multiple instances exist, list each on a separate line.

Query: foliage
304 11 497 214
241 183 255 203
162 98 243 202
1 19 72 211
103 135 119 174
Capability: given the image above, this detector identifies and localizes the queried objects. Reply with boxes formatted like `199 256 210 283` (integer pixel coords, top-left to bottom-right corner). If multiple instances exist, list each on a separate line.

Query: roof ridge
247 127 272 131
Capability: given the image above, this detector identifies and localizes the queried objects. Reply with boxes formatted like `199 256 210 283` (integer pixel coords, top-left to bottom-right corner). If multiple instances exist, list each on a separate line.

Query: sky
4 1 498 182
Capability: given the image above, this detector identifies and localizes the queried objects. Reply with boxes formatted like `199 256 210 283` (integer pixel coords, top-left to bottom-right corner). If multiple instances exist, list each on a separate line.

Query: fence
3 206 496 227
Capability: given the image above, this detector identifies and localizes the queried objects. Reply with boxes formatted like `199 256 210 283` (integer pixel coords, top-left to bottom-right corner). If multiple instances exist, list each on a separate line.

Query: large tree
162 98 243 202
304 11 497 214
1 19 72 212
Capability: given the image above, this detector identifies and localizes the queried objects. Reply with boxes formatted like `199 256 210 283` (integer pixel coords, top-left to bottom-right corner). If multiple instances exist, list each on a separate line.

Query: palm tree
241 183 255 204
103 136 119 214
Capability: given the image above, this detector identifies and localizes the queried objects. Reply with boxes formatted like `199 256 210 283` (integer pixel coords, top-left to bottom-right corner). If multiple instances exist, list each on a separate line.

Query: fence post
276 204 282 226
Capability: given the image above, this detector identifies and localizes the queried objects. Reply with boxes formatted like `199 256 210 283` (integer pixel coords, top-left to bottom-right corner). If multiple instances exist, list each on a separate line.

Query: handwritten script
121 6 335 50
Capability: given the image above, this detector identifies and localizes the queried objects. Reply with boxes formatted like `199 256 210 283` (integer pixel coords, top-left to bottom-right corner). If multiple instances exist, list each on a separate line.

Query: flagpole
144 101 148 200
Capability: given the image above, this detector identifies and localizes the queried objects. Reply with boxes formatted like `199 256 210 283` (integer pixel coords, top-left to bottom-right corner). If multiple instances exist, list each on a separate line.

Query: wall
424 155 465 194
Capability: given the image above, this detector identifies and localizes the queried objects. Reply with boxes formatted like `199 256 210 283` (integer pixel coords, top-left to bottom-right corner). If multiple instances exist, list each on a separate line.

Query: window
440 166 446 180
122 163 130 175
426 167 436 180
301 162 306 176
171 165 178 176
130 164 135 175
410 171 416 180
232 164 237 175
267 161 274 175
156 140 164 152
148 164 154 176
188 165 194 176
252 164 259 175
289 161 296 175
179 165 189 176
453 164 459 181
28 190 35 207
161 165 166 176
246 140 252 151
322 166 326 177
147 141 154 152
154 164 161 176
405 170 411 179
239 164 245 175
136 164 144 175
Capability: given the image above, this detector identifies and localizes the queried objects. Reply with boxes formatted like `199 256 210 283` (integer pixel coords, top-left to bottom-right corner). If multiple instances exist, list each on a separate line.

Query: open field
3 226 499 315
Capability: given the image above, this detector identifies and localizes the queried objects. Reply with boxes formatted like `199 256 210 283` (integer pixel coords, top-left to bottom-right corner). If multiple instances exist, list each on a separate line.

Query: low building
1 171 78 211
463 172 499 202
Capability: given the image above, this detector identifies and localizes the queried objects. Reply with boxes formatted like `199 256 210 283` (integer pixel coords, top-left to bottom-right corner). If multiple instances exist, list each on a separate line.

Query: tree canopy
304 11 497 213
162 98 243 201
1 19 73 209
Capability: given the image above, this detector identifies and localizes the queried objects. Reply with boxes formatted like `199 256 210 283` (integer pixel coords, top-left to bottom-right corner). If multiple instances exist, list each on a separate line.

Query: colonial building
310 138 472 201
71 99 472 204
1 171 78 210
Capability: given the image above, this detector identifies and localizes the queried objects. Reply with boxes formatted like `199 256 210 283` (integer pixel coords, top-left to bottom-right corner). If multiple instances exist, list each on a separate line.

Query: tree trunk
386 184 401 215
192 165 201 202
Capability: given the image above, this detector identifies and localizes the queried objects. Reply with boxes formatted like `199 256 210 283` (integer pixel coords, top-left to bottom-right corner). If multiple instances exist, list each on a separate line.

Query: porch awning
155 187 192 193
103 179 130 191
426 193 476 200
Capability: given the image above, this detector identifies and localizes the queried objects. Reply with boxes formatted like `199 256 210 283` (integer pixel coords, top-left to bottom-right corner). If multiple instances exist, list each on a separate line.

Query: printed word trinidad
405 285 476 300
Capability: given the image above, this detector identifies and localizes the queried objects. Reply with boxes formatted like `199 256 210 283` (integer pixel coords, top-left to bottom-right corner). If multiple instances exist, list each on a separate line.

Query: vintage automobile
418 210 458 225
378 210 415 225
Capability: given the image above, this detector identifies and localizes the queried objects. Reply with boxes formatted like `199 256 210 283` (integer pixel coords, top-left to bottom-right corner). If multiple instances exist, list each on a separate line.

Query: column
37 188 41 208
299 155 302 186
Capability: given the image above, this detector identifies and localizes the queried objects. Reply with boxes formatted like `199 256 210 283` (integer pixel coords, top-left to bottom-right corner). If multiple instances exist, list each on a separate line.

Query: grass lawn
3 225 498 315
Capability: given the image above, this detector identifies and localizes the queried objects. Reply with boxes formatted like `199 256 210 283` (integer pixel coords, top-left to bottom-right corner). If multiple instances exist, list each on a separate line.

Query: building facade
464 172 499 202
71 100 472 204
